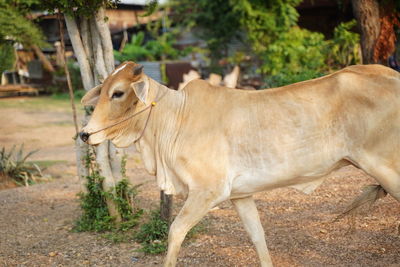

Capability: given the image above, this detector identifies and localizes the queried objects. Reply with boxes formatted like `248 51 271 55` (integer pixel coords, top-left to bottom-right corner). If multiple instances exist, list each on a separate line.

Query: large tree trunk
64 8 124 222
351 0 381 64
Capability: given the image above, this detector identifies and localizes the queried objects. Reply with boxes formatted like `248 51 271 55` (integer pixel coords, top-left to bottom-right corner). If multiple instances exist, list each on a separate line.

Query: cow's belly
229 158 349 198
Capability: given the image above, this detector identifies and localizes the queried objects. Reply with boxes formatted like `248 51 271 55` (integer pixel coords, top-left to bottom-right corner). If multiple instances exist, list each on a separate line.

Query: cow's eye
112 91 124 99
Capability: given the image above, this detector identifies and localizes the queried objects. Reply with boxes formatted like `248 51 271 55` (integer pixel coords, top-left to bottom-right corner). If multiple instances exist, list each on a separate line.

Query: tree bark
160 191 173 225
96 141 122 222
64 15 94 90
109 142 124 182
351 0 381 64
64 10 125 224
90 18 108 81
75 137 89 193
94 7 115 74
31 44 55 73
80 18 94 71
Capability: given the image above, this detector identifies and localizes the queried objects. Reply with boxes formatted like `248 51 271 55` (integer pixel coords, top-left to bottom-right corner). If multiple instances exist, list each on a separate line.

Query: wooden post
160 190 173 225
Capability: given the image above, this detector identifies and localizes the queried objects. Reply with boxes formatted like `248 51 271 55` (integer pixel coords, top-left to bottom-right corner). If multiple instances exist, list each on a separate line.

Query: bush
74 151 143 233
265 69 325 88
326 20 361 69
114 30 184 62
263 21 360 88
135 209 169 254
0 42 15 74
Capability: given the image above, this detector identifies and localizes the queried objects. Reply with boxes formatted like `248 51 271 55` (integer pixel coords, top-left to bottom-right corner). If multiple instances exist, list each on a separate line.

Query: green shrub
262 20 360 88
74 150 143 233
265 69 325 88
0 145 42 186
326 20 361 69
114 28 184 62
135 208 209 254
135 209 169 254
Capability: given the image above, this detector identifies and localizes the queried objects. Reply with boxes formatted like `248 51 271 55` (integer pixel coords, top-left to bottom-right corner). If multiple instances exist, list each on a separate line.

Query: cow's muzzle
79 131 90 143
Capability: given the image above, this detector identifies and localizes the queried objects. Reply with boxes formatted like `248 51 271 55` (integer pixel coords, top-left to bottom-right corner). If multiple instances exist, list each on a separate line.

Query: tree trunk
90 18 108 81
64 10 125 223
31 44 55 73
351 0 381 64
64 15 94 90
160 191 173 225
96 141 122 222
94 7 115 74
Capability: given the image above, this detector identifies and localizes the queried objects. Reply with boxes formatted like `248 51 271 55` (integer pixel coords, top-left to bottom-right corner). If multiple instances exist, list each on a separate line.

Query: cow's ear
131 78 149 104
81 85 101 106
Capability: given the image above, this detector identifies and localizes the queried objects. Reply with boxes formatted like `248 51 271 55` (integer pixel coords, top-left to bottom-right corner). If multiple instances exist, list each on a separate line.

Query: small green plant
135 209 208 254
74 150 143 234
135 209 169 254
0 145 42 186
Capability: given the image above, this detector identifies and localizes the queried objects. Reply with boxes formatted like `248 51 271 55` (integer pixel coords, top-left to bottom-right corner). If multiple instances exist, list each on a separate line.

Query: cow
79 61 400 267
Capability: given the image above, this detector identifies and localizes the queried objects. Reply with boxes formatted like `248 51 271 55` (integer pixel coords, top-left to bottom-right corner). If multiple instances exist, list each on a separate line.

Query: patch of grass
51 90 86 101
29 160 67 169
0 145 43 186
0 96 83 113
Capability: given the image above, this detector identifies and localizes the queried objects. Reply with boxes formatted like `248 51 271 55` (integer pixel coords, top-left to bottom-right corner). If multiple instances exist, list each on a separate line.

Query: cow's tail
334 184 387 221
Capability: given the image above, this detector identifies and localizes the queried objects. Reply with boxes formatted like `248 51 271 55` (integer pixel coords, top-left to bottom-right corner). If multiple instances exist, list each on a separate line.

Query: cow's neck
135 77 186 193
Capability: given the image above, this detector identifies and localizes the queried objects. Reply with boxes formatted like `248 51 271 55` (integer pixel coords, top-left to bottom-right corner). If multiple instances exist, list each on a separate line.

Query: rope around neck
85 86 168 143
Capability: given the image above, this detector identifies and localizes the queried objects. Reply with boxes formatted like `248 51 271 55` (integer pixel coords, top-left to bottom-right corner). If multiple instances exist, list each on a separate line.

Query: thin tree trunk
75 138 89 193
64 10 125 222
58 13 79 134
31 44 55 73
64 16 93 189
90 18 108 81
109 143 124 182
94 7 115 73
96 142 122 222
160 191 173 225
351 0 381 64
64 15 94 90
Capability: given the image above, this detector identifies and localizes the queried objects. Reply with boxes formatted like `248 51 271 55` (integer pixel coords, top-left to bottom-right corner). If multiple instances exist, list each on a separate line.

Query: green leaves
0 1 45 46
135 209 169 254
0 144 41 186
41 0 119 17
74 151 142 233
326 20 361 69
114 30 182 62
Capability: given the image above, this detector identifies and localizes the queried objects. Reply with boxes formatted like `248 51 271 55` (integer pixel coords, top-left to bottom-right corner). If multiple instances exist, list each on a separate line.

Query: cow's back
177 65 400 194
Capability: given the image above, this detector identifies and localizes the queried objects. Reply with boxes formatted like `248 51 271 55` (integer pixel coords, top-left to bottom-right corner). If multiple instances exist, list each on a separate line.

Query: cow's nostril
79 131 90 142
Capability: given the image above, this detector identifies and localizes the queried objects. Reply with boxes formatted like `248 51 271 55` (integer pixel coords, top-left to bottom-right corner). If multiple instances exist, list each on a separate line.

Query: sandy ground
0 96 400 267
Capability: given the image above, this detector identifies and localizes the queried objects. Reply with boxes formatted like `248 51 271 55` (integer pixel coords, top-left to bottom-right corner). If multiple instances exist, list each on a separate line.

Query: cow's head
79 61 151 147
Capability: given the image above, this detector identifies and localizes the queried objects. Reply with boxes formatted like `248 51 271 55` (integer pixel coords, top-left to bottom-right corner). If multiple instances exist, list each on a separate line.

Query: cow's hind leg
164 191 220 267
232 196 273 267
351 152 400 201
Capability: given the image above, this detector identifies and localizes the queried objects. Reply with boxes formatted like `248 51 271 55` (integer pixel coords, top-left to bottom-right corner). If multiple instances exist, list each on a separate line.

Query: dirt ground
0 96 399 267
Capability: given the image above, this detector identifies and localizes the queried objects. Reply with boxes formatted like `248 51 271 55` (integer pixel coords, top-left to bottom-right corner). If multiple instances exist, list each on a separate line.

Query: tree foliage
41 0 119 17
0 42 15 73
171 0 361 86
170 0 240 61
0 0 45 46
327 20 361 68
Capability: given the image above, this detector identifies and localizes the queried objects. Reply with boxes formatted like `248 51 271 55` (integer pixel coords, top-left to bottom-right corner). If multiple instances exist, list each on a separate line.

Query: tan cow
80 61 400 267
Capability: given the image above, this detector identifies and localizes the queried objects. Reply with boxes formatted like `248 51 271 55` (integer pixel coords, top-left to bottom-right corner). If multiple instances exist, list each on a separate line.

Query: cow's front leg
164 190 219 267
232 196 273 267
